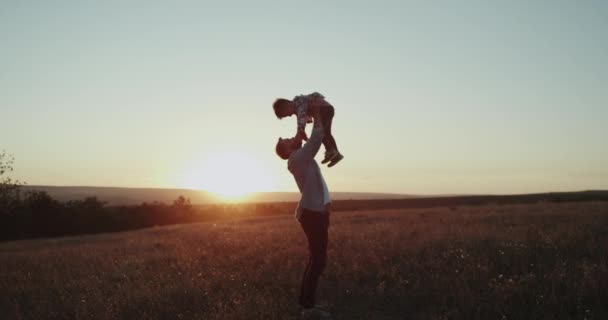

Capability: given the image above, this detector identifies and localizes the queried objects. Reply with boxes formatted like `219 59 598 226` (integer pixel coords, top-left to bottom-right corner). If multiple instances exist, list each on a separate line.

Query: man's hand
308 95 326 109
308 104 321 116
295 130 308 141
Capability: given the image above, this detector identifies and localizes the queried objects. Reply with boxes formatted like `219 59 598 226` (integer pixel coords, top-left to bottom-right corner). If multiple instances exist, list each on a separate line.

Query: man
275 104 332 319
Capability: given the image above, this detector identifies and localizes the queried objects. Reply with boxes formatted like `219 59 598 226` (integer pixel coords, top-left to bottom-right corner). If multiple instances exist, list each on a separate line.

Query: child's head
273 98 293 118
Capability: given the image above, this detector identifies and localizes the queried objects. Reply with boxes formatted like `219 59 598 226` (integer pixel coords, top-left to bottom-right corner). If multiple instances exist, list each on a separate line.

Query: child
273 92 344 167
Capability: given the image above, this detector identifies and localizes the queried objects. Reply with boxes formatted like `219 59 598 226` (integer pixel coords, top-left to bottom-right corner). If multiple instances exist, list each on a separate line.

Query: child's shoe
327 152 343 168
321 150 338 164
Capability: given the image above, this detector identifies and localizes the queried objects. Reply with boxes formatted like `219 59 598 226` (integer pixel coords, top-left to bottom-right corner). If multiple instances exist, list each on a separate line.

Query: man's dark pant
320 105 338 153
299 209 330 308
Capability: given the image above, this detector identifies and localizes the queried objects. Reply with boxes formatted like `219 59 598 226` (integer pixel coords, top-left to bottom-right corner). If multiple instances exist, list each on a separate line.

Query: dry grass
1 202 607 319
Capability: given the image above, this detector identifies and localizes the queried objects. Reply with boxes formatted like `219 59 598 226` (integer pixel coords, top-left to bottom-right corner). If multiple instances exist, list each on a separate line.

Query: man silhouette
275 105 332 319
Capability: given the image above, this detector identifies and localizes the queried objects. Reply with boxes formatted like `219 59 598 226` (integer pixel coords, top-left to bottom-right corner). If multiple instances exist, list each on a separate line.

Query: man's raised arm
307 92 328 109
297 104 324 161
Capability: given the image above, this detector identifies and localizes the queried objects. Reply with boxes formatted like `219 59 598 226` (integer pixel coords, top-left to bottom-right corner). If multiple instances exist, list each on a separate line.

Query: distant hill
20 185 419 205
20 186 608 207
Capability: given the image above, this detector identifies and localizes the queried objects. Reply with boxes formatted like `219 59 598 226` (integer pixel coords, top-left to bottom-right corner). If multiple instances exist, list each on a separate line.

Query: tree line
0 151 293 241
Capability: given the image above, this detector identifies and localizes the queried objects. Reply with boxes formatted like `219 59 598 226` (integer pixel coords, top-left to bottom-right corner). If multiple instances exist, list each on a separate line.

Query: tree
0 151 23 214
66 197 107 211
172 195 192 211
23 190 60 213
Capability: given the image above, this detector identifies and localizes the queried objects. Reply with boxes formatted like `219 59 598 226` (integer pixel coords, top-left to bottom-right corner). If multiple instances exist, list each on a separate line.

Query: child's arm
295 97 309 141
297 106 308 133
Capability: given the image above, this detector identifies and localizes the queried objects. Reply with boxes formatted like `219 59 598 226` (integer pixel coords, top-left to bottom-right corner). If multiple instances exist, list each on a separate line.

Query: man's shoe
312 303 330 311
321 151 338 164
301 306 332 320
327 153 343 168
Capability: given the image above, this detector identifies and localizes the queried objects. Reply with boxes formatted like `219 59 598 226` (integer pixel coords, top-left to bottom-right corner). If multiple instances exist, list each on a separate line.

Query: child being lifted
273 92 344 167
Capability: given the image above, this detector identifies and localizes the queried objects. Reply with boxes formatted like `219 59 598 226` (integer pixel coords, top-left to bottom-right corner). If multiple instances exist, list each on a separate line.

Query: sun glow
177 150 277 201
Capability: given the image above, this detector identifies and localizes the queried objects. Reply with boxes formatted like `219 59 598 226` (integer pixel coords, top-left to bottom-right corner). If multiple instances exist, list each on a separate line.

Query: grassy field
1 201 607 319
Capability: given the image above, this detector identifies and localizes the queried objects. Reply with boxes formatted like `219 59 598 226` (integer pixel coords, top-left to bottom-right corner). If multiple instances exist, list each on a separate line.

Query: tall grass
1 202 607 319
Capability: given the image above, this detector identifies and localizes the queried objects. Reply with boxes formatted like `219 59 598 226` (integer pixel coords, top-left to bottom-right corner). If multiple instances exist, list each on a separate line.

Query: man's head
275 137 302 160
273 98 294 118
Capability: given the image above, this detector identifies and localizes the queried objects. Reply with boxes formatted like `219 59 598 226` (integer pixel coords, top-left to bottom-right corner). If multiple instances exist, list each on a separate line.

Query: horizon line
18 184 607 197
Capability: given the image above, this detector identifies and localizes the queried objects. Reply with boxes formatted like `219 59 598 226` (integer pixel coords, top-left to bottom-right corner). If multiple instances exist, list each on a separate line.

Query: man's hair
275 139 290 160
273 98 291 118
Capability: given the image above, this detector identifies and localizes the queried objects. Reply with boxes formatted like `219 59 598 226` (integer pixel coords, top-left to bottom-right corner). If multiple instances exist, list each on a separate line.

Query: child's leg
320 105 343 166
320 105 338 153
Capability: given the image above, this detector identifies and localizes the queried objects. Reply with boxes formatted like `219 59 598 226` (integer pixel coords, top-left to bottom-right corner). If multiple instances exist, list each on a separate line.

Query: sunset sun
178 150 276 201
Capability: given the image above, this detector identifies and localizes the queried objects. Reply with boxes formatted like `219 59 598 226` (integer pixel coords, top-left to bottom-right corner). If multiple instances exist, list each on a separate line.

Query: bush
0 151 23 215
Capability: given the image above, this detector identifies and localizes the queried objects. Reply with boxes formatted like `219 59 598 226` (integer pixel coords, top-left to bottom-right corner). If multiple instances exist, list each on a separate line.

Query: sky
1 0 607 196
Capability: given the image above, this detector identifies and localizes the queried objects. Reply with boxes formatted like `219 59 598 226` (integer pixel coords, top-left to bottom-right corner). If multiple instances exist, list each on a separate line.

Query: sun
178 150 276 201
